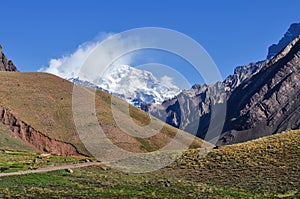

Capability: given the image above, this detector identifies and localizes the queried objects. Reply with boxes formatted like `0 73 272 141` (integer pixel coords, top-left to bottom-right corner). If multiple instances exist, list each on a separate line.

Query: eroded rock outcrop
0 45 18 72
0 106 81 155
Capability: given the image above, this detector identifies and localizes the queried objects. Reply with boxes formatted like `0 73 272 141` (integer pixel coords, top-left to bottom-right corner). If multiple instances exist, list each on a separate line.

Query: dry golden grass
0 72 204 156
172 130 300 193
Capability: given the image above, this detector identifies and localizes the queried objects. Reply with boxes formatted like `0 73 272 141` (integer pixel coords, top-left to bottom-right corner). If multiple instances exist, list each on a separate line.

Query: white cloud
38 31 189 90
160 76 175 87
39 41 97 78
39 32 141 81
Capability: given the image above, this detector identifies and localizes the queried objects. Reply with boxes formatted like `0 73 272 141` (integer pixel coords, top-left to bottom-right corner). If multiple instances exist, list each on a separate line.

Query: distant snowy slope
69 65 181 107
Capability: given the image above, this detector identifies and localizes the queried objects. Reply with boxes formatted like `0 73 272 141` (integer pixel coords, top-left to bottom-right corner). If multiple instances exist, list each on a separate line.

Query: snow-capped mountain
69 65 181 107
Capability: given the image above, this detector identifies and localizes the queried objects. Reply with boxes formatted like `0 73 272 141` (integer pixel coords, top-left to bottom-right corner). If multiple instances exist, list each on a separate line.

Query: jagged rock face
220 36 300 145
145 27 300 146
223 60 268 92
0 45 18 72
267 23 300 58
144 81 228 141
144 58 268 141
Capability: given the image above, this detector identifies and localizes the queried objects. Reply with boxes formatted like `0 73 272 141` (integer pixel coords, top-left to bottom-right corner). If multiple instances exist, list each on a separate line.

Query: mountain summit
70 65 181 107
267 23 300 58
97 65 181 105
0 45 18 72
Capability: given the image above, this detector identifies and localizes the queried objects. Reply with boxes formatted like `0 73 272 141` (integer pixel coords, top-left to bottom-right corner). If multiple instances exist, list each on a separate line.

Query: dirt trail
0 162 107 177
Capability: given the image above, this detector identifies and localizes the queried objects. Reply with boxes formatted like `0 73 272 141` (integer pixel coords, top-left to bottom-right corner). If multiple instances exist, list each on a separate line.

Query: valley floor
0 130 299 198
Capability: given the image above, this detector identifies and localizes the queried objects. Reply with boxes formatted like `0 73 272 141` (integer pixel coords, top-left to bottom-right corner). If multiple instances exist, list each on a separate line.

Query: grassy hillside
172 129 300 194
0 150 90 173
0 130 298 198
0 72 204 156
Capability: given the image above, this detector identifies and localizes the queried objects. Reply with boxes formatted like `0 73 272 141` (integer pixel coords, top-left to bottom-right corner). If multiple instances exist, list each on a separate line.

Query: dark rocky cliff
220 35 300 145
0 45 18 71
267 23 300 58
145 25 300 146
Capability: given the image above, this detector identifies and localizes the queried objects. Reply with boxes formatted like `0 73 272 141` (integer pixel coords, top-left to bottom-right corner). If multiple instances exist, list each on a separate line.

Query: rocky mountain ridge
0 45 18 72
220 35 300 144
145 25 300 145
143 56 270 141
267 23 300 58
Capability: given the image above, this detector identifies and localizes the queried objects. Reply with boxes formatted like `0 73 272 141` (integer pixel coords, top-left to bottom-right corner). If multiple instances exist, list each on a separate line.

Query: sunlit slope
0 72 204 156
173 130 300 193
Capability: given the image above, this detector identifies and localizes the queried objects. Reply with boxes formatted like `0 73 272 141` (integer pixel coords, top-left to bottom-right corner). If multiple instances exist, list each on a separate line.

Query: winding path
0 162 106 177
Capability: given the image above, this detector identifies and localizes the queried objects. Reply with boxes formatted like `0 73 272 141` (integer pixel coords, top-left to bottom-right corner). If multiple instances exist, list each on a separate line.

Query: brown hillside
0 72 205 157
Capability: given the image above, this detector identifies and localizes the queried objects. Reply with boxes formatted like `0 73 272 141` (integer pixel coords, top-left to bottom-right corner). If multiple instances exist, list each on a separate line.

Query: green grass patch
0 149 91 173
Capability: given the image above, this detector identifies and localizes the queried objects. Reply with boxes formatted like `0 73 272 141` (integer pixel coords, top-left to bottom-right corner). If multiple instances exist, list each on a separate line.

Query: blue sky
1 0 300 87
